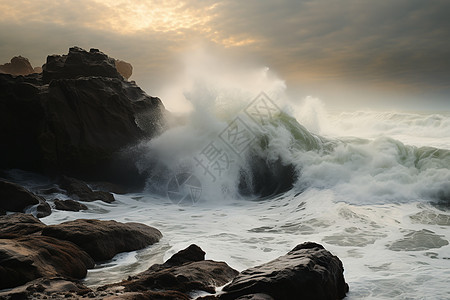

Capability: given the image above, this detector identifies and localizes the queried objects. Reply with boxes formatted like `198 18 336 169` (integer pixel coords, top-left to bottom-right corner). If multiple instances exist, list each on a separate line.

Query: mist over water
39 50 450 299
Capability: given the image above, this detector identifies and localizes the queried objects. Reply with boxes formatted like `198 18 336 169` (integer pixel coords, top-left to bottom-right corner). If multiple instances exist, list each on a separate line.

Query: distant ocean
17 101 449 299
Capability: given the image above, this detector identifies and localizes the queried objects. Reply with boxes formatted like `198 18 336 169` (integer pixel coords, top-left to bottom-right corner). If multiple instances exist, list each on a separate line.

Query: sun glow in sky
0 0 449 110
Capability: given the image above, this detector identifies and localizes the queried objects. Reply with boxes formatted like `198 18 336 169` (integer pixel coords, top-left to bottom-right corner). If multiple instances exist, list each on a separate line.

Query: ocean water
35 103 450 299
23 52 449 299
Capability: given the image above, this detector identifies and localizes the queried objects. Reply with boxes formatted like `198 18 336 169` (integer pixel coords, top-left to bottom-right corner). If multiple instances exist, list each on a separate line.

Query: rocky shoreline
0 212 348 299
0 47 349 299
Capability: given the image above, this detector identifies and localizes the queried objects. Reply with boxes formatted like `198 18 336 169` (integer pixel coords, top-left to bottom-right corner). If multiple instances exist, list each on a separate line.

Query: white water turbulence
41 51 450 299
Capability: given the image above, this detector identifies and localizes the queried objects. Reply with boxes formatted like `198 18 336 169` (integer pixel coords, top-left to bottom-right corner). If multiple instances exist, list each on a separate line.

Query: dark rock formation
59 176 115 203
0 213 165 294
54 198 88 211
0 179 50 217
107 244 239 297
220 242 348 300
0 180 40 212
0 56 35 76
0 235 94 290
42 219 162 261
0 47 166 188
164 244 206 266
42 47 121 83
0 213 46 238
0 179 52 218
239 155 297 198
35 199 52 218
115 59 133 80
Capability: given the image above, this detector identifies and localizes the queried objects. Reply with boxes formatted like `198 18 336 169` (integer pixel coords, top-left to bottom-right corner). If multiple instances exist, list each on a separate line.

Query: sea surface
32 104 450 299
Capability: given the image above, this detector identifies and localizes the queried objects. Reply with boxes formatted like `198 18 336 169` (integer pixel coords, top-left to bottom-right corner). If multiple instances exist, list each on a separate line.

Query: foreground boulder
0 213 46 238
0 47 166 187
42 219 162 261
0 277 92 300
219 242 348 300
106 244 239 298
0 240 348 299
0 236 94 290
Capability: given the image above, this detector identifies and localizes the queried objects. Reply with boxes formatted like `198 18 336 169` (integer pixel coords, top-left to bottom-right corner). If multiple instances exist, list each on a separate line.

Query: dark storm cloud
205 0 450 90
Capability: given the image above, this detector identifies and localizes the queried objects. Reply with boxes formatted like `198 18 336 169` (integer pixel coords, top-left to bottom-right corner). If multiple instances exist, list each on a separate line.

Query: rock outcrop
0 56 36 76
0 47 166 187
0 180 51 218
42 219 163 261
219 242 349 300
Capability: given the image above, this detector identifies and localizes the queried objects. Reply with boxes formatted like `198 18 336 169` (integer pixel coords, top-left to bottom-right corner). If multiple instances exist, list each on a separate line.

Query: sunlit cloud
0 0 449 108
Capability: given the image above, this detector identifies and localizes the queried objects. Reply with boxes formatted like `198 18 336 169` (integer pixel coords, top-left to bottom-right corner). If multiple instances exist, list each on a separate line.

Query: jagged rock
0 47 166 187
42 219 162 261
0 180 40 213
0 213 46 238
42 47 121 83
59 176 114 203
220 242 348 300
0 56 35 76
164 244 205 266
115 59 133 80
54 198 88 211
0 236 94 290
107 244 239 298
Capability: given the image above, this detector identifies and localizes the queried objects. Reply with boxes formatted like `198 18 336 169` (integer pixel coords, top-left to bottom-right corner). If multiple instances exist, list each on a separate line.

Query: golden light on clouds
92 0 217 34
0 0 255 47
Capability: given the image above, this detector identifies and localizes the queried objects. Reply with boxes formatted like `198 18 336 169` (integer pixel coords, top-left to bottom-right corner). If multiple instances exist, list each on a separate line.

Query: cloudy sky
1 0 449 111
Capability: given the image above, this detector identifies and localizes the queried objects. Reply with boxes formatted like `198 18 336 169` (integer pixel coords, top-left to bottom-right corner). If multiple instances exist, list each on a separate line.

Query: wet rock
111 244 239 297
0 56 35 76
59 176 115 203
42 219 162 261
0 236 94 289
54 198 88 212
239 155 297 199
36 198 52 218
0 180 40 213
220 242 348 300
0 277 92 299
0 213 46 238
164 244 205 266
0 47 166 188
115 59 133 80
